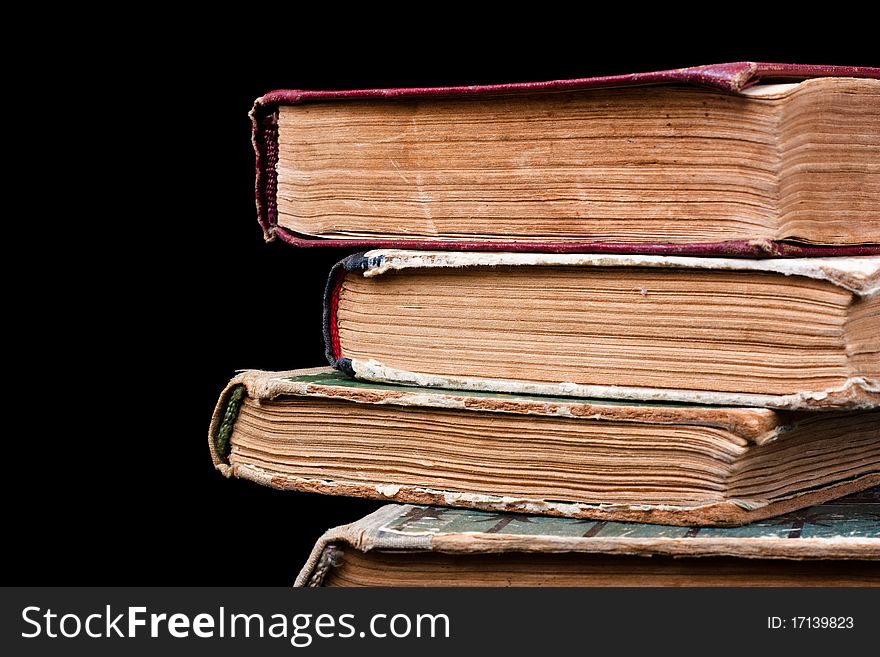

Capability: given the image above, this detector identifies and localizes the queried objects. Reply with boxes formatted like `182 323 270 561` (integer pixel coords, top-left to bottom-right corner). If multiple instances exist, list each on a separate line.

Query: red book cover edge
253 62 880 258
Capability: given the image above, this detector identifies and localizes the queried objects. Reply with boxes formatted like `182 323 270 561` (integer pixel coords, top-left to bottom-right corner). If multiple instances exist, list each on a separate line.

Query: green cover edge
215 384 246 461
282 369 738 409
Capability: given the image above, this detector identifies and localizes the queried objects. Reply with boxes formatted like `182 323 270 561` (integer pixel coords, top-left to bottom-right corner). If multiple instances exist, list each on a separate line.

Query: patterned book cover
296 488 880 586
252 61 880 255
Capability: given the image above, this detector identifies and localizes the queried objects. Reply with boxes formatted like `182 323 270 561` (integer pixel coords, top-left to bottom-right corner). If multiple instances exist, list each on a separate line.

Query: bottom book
296 488 880 587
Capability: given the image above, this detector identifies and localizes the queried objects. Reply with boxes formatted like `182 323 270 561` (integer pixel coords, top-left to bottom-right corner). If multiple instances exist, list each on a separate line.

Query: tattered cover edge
295 489 880 586
209 367 793 442
251 61 880 255
208 367 333 475
274 232 880 259
354 250 880 295
235 464 880 528
345 359 880 411
326 251 880 409
294 505 431 587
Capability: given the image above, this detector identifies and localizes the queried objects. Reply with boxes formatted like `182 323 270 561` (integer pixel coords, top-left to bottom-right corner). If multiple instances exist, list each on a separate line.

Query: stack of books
210 62 880 586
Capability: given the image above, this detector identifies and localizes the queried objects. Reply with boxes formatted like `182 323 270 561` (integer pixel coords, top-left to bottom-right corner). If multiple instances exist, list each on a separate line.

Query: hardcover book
325 250 880 410
295 490 880 586
252 62 880 255
209 369 879 526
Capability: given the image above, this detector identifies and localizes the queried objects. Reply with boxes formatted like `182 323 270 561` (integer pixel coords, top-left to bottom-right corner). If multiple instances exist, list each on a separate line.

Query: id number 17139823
767 617 854 630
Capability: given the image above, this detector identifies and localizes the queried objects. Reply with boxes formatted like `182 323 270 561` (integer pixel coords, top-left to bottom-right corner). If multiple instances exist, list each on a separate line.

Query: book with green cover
296 488 880 587
209 368 879 526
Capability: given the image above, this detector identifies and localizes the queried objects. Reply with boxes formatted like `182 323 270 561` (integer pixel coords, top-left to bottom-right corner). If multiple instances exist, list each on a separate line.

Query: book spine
250 105 279 240
323 252 375 375
208 378 248 477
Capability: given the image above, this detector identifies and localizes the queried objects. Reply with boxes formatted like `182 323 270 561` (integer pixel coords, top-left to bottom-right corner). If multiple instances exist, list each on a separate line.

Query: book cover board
296 488 880 587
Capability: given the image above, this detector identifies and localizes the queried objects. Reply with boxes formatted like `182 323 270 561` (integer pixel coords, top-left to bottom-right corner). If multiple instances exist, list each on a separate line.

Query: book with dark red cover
253 62 880 257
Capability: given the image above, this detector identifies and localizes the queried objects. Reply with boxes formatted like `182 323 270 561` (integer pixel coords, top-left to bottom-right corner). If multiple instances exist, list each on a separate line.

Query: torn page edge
349 359 880 410
359 250 880 296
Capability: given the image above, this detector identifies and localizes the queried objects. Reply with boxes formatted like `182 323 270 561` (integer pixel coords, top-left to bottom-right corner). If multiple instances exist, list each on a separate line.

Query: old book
295 489 880 587
326 250 880 410
252 61 880 254
209 368 880 526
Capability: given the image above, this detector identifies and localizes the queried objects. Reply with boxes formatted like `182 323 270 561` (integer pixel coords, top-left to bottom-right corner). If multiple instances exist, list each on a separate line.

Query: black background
7 29 875 584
